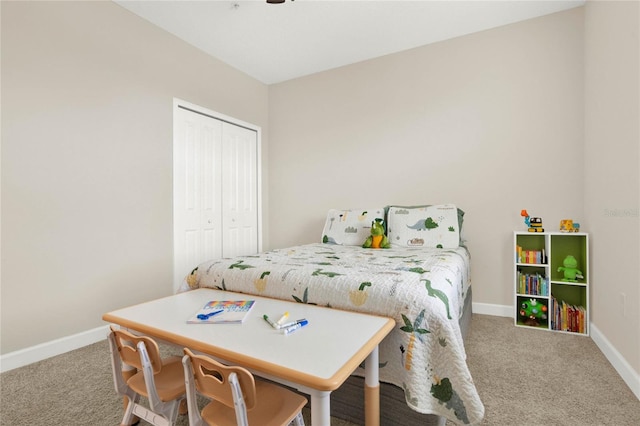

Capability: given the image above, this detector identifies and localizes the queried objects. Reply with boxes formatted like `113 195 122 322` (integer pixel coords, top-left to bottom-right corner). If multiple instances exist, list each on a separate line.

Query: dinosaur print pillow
321 207 386 246
387 204 461 248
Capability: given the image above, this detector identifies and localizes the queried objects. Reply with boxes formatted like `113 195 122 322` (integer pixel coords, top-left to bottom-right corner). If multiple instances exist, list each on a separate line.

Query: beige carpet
449 315 640 425
1 314 638 425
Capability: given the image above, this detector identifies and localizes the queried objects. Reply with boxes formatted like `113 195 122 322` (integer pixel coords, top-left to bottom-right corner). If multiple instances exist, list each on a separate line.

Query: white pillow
322 208 386 246
387 204 461 248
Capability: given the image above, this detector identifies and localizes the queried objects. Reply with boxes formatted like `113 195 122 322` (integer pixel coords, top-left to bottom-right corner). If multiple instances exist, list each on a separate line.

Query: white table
103 288 395 426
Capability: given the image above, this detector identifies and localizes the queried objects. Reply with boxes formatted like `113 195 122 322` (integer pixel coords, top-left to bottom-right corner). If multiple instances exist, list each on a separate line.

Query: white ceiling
114 0 585 85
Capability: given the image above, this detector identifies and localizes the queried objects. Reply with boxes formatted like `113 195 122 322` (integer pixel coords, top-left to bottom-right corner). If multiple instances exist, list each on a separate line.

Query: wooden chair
182 348 307 426
107 325 186 426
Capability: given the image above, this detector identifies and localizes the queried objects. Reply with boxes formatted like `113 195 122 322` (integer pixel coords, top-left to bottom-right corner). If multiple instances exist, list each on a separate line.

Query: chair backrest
110 325 164 374
183 348 257 412
108 326 186 426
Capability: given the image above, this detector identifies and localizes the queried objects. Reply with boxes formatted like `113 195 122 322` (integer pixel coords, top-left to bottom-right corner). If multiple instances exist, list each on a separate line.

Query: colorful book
187 300 256 324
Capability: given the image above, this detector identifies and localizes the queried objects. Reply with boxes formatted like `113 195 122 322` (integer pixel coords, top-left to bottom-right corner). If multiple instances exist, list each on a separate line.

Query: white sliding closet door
222 123 259 258
173 100 261 291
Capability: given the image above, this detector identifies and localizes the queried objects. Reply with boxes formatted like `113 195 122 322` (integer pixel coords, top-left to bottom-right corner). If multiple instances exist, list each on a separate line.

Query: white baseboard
4 304 509 374
590 323 640 401
2 303 508 373
0 325 110 373
472 302 514 318
3 307 638 403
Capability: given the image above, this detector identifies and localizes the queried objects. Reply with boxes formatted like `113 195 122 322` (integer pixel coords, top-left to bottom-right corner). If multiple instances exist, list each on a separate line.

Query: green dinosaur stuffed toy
557 255 583 282
363 218 390 249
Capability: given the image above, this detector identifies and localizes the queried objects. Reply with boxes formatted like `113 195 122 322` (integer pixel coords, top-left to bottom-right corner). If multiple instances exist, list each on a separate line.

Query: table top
103 288 395 391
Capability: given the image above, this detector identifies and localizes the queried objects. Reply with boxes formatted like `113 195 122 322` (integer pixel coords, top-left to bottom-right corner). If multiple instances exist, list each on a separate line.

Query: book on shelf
187 300 256 324
550 296 586 333
515 245 546 264
517 271 548 296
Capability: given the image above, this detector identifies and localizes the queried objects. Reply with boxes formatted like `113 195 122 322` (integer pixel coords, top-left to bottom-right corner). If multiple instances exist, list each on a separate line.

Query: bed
179 204 484 425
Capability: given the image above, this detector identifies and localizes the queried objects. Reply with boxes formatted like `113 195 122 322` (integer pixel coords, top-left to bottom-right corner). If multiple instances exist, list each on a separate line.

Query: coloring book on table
187 300 256 324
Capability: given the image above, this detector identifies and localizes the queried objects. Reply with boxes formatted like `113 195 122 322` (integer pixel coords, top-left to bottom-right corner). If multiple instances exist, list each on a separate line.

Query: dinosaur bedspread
181 243 484 425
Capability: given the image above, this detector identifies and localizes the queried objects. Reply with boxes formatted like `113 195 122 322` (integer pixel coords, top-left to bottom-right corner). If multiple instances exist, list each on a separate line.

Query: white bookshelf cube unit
514 231 589 335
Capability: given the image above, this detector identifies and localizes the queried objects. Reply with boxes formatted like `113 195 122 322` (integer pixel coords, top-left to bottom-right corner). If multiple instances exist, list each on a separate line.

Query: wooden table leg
364 346 380 426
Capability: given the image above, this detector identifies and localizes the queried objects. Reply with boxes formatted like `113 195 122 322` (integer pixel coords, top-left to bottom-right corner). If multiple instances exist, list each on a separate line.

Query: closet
173 100 261 290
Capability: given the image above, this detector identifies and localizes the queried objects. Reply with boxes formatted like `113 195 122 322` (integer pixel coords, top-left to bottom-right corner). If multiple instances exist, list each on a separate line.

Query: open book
187 300 256 324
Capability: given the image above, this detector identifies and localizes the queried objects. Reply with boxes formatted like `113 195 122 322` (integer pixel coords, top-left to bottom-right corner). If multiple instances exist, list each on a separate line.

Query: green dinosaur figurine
557 255 583 282
363 218 390 249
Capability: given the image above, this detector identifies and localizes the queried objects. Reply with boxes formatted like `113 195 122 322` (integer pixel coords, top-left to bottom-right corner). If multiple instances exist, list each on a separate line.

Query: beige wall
584 0 640 374
2 0 637 388
1 1 269 353
268 8 585 308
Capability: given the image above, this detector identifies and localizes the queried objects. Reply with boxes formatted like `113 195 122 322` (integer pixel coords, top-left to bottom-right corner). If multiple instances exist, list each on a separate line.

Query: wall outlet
620 292 627 318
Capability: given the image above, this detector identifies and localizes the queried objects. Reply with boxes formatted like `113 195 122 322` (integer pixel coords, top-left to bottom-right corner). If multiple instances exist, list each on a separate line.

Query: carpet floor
1 314 638 425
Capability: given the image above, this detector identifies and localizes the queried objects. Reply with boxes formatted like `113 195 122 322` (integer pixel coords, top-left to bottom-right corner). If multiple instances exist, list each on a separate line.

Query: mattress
182 243 484 425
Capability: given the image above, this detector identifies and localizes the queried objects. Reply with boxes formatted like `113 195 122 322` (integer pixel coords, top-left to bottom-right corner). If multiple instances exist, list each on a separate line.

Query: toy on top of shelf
560 219 581 232
520 209 544 232
519 298 548 326
557 255 584 282
560 219 573 232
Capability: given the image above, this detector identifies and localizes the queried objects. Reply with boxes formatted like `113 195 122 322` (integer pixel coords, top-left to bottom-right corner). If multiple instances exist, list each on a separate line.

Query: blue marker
277 319 308 329
197 309 223 320
282 320 309 335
